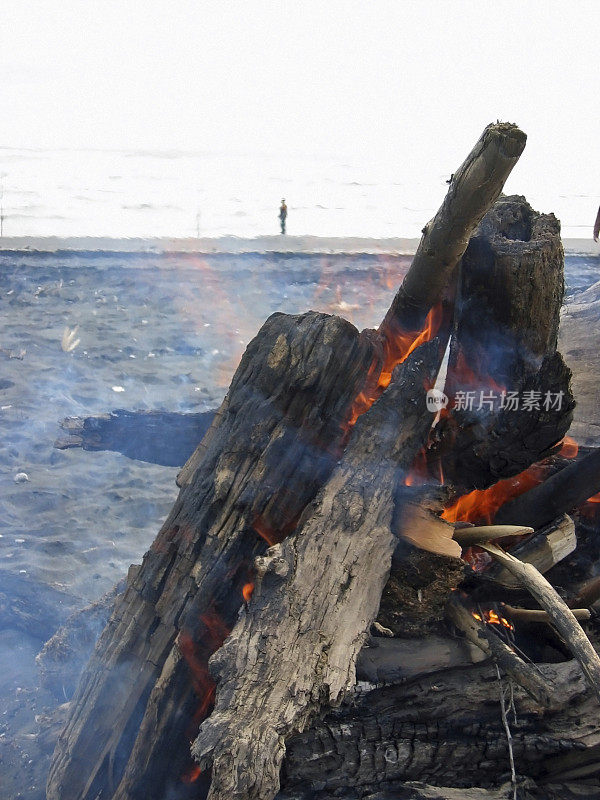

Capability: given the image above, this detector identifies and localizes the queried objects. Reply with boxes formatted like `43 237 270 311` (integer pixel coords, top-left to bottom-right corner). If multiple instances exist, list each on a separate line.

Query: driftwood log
55 409 216 467
48 123 533 800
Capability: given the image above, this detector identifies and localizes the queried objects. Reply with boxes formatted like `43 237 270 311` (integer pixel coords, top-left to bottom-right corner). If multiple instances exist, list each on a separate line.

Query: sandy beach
0 240 599 799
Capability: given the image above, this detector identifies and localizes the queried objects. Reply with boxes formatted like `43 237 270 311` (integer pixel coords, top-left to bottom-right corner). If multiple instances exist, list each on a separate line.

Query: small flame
182 765 202 784
253 515 281 547
558 436 579 459
378 304 444 391
242 582 254 602
472 609 514 631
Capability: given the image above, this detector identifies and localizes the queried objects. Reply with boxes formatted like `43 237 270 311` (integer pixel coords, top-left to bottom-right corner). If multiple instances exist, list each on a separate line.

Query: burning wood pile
46 124 600 800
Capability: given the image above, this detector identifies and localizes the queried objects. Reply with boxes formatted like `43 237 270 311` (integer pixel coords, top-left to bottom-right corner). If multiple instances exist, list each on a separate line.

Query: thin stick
482 542 600 704
453 524 533 547
446 593 553 707
501 603 591 624
495 664 518 800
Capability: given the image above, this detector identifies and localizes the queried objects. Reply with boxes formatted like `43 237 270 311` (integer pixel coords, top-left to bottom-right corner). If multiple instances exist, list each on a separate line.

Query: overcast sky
1 1 597 196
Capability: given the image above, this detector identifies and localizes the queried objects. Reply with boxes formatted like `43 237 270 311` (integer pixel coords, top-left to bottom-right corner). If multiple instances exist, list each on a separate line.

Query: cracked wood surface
191 342 460 800
47 123 527 800
277 659 600 797
47 311 381 800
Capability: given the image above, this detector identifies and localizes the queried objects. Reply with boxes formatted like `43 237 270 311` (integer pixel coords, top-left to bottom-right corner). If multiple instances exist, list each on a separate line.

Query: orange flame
378 304 444 391
182 765 202 784
253 515 281 547
347 304 444 430
178 610 231 731
558 436 579 459
472 609 514 631
242 582 254 602
442 433 581 525
441 463 547 524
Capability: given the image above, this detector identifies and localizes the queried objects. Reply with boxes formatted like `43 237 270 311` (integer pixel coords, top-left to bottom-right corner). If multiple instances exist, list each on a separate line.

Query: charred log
430 196 575 491
277 660 600 797
47 311 381 800
191 342 462 800
495 448 600 530
47 122 527 800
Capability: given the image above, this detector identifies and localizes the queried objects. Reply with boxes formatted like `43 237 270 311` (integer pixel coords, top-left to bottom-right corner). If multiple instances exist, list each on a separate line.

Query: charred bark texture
191 342 463 800
47 311 381 800
430 196 575 491
277 660 600 798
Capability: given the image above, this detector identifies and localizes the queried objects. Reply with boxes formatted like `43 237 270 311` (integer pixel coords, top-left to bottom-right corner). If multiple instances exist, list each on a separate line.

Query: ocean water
1 147 598 240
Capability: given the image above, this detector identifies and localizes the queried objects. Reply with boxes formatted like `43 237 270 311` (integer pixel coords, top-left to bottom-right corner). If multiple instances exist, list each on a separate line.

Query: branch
481 543 600 704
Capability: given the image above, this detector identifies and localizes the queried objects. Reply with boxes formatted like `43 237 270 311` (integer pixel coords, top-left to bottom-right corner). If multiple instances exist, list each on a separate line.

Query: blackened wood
377 487 466 637
429 196 575 492
191 342 462 800
47 311 381 800
495 448 600 530
356 633 486 685
47 124 528 800
55 410 217 467
278 660 600 797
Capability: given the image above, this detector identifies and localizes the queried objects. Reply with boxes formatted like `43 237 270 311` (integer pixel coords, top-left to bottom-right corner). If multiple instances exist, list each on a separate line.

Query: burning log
495 447 600 530
429 195 575 492
191 342 455 800
481 542 600 704
47 123 528 800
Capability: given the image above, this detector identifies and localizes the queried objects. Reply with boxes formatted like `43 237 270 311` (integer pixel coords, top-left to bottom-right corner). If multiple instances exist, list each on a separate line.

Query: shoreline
2 234 597 256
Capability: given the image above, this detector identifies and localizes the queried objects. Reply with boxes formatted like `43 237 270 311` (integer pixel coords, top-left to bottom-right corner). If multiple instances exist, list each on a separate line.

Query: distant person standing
279 198 287 234
594 205 600 242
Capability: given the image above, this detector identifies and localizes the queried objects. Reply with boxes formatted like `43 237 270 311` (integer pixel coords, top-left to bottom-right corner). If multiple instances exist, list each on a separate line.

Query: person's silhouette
594 205 600 242
279 199 287 234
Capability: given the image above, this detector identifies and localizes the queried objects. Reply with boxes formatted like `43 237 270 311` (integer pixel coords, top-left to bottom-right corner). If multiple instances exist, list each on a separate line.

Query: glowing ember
558 436 579 459
178 610 231 731
242 582 254 602
253 515 281 547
